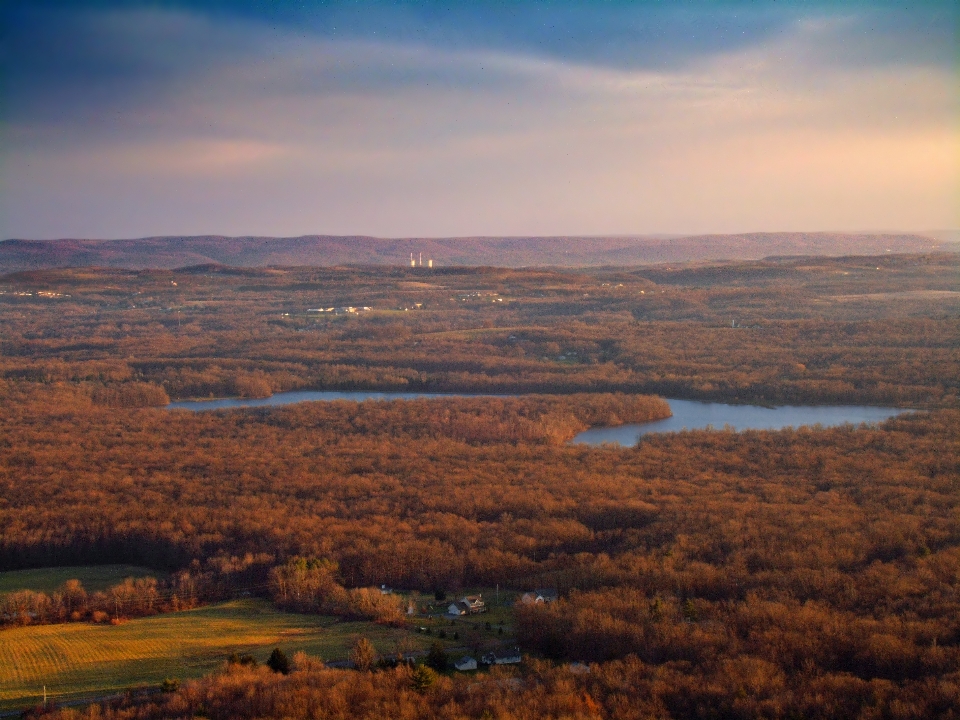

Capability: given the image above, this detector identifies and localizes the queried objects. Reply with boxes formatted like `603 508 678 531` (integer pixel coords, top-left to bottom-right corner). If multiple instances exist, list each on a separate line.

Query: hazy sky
2 0 957 239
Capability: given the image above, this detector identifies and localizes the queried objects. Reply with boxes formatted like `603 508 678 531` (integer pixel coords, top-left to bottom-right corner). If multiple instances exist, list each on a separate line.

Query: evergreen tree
410 664 436 694
426 641 448 672
267 648 290 674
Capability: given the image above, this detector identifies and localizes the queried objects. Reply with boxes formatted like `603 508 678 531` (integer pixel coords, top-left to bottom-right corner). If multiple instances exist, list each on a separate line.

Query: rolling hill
0 232 946 273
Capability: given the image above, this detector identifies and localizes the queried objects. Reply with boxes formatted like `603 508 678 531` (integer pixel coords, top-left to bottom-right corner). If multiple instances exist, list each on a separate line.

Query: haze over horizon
2 1 957 241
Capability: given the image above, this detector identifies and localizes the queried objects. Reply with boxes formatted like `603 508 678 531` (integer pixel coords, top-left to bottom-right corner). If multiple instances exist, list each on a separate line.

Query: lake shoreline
165 390 912 443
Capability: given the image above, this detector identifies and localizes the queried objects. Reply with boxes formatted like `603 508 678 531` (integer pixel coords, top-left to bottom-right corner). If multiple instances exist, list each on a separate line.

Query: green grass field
0 599 437 711
0 565 163 597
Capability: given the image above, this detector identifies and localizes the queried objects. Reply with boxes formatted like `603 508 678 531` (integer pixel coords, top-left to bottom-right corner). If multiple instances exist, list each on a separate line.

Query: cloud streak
2 1 956 238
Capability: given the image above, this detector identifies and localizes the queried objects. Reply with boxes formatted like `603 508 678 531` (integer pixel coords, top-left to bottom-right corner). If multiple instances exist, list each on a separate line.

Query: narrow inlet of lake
166 390 482 410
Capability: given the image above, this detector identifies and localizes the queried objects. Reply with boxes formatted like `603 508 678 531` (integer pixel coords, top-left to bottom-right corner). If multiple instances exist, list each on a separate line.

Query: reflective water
166 390 477 411
571 399 911 446
166 391 911 445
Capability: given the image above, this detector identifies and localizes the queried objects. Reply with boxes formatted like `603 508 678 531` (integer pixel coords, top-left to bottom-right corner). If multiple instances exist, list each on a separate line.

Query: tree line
25 654 960 720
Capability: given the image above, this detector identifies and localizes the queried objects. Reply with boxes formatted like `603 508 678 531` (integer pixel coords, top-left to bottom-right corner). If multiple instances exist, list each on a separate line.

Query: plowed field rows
0 599 426 711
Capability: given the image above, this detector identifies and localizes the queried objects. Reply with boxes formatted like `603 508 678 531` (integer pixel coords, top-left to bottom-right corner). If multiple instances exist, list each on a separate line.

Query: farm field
0 565 161 597
0 599 440 711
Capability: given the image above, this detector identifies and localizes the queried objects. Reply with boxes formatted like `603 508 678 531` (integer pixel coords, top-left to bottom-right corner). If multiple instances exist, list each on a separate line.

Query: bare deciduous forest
2 253 958 718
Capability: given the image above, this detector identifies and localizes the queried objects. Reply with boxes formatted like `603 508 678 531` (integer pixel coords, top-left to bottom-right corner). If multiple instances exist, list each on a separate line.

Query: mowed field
0 565 161 597
0 599 433 711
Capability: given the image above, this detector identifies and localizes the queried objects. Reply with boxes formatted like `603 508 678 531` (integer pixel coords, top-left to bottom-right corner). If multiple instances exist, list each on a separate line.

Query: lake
167 391 911 443
166 390 479 411
571 399 912 445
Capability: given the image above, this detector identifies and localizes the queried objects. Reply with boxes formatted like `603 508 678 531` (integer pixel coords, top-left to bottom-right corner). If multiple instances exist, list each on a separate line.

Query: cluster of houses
443 589 557 672
447 594 486 616
445 589 557 617
0 290 67 297
306 306 372 314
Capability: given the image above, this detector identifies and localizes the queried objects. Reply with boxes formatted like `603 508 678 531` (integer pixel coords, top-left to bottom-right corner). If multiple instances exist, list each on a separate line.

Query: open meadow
0 566 160 598
0 598 450 711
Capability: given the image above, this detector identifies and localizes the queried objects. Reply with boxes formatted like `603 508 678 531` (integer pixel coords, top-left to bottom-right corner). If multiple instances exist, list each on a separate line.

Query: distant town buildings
306 306 371 314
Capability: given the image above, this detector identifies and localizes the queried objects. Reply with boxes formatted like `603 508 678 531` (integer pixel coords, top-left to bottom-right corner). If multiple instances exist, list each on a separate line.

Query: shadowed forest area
2 253 959 718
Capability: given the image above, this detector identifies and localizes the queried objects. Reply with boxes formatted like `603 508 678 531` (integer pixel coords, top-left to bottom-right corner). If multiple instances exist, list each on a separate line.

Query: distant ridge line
0 232 945 273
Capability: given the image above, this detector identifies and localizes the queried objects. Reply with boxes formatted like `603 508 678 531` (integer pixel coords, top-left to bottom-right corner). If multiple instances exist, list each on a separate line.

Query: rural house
482 647 522 665
447 594 486 616
520 588 558 604
447 600 471 616
460 595 486 613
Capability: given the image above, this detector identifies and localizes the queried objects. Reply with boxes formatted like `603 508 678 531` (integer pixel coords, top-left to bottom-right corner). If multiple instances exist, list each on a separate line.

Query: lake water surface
571 399 911 445
166 390 475 411
167 391 911 443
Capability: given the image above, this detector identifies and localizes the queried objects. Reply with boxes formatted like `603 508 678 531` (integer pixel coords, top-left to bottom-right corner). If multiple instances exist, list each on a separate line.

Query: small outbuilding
448 601 470 616
520 588 559 605
482 647 521 665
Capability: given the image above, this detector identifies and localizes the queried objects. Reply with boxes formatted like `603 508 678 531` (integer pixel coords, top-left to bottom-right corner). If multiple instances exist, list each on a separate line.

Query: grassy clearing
0 599 437 711
0 566 163 597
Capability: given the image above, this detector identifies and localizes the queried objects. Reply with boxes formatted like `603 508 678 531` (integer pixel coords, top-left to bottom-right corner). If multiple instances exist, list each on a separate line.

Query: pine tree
426 641 448 672
410 664 436 694
267 648 290 674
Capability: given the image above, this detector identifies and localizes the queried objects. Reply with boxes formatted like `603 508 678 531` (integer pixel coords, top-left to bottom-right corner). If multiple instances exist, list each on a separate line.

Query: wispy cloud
2 1 956 238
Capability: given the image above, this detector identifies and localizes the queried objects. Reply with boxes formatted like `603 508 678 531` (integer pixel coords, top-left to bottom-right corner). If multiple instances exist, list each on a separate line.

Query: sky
1 0 957 239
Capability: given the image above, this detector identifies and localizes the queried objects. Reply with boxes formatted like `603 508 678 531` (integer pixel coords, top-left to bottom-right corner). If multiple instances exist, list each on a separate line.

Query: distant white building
482 647 521 665
448 601 470 616
459 595 486 613
520 588 558 605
